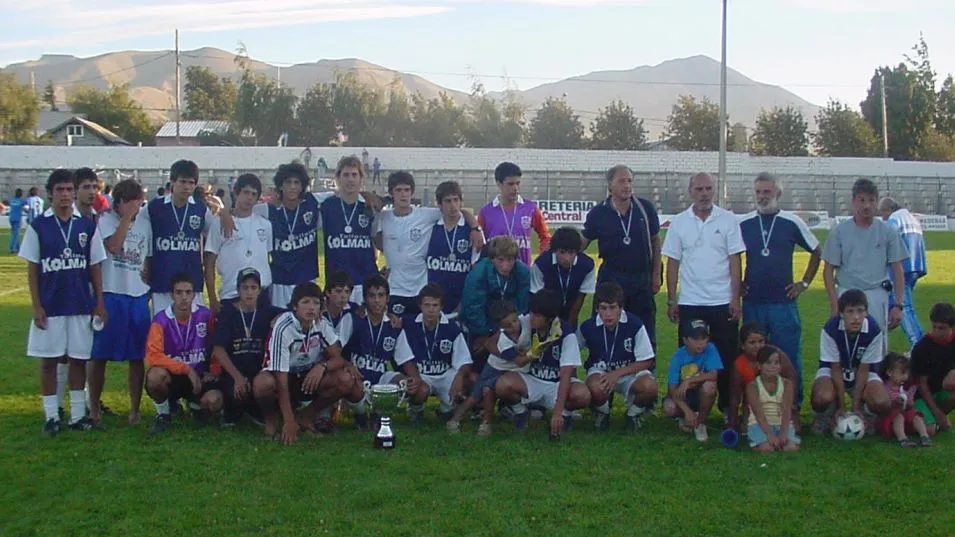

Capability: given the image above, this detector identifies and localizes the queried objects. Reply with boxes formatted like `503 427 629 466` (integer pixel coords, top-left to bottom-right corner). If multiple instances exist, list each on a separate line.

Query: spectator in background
373 157 382 186
103 185 113 206
92 178 110 214
879 196 927 348
25 187 44 225
7 188 25 253
156 187 165 199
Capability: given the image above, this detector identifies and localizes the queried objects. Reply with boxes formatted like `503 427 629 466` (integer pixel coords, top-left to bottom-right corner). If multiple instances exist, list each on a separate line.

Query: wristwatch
798 281 809 289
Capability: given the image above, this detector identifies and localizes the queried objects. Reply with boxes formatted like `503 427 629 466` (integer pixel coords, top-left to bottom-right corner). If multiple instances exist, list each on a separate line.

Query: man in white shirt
88 180 152 425
662 172 746 412
204 174 273 314
375 171 482 317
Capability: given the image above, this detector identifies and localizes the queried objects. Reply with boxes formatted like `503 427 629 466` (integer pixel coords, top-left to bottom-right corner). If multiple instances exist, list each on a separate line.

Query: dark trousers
677 304 739 412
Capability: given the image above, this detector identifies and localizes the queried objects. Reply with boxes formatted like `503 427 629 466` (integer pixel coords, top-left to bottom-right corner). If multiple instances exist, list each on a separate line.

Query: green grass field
0 228 953 537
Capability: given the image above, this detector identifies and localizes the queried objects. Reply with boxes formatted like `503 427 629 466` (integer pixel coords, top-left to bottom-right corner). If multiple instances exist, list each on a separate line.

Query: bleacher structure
1 146 954 216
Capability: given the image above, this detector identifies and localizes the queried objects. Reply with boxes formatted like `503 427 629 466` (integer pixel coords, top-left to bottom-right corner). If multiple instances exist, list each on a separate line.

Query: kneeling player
662 319 722 442
394 284 473 423
579 282 657 431
255 282 356 445
494 289 591 438
211 268 284 427
145 273 222 433
810 289 890 435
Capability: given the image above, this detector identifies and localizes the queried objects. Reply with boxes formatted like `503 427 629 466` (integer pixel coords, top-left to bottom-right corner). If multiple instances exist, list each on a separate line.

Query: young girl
746 346 800 452
877 352 933 448
729 323 798 432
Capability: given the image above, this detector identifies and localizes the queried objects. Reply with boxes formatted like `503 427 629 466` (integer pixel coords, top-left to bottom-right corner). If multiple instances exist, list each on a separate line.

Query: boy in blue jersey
393 284 473 424
143 160 212 314
663 319 722 442
810 289 891 434
579 282 657 431
530 226 596 327
426 181 482 318
341 276 422 430
7 188 25 253
211 268 284 427
20 169 108 435
493 289 590 439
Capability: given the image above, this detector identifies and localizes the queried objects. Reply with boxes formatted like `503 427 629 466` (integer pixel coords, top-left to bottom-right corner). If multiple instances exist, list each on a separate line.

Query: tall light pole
717 0 728 206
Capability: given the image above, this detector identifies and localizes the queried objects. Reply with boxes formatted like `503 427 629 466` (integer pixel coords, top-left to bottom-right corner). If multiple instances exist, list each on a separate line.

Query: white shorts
27 315 94 359
586 368 654 406
814 367 882 387
422 370 457 411
349 285 364 306
519 373 582 411
270 284 295 309
151 292 204 316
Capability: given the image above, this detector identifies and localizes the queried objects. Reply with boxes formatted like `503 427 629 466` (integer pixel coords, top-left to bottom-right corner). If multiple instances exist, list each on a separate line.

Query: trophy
365 380 408 447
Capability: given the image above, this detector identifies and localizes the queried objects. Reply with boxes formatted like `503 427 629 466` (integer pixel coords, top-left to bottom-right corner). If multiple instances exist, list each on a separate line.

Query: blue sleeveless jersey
269 195 320 285
147 196 208 293
320 196 377 288
426 219 474 314
26 212 100 316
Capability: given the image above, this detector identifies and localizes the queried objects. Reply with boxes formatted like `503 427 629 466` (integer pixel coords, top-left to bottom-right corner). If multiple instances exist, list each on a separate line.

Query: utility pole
175 29 181 145
717 0 728 206
277 65 281 87
29 71 36 94
880 72 889 158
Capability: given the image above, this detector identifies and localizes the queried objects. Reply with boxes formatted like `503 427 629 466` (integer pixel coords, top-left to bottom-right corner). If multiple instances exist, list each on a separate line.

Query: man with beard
738 173 821 412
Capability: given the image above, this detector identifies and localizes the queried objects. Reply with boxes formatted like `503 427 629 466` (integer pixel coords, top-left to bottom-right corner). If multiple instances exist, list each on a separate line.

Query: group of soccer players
21 156 954 450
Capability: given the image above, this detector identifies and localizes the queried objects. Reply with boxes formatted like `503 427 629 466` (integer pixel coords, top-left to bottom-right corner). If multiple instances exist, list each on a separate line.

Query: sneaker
530 409 545 421
355 413 371 432
513 411 531 431
315 416 337 434
42 418 59 437
593 410 610 431
99 402 118 417
812 408 834 435
469 408 482 423
920 435 933 447
446 419 461 434
477 422 492 437
899 438 918 448
694 424 709 442
68 417 97 431
625 414 643 432
676 417 692 433
150 414 171 434
249 414 266 428
409 407 425 426
220 419 237 429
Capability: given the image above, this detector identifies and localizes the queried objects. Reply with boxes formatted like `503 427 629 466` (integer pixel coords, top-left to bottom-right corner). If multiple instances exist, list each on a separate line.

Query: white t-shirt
661 205 746 306
98 210 152 297
265 312 339 374
205 213 273 300
488 314 533 372
376 206 442 297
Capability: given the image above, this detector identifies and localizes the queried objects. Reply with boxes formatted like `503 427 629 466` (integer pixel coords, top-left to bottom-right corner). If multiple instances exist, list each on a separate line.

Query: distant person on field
878 196 927 347
746 345 800 452
25 186 44 225
739 173 821 411
810 289 891 435
530 226 596 327
373 157 381 185
7 188 25 253
822 179 907 354
662 319 722 442
478 162 551 266
910 302 955 433
877 352 932 447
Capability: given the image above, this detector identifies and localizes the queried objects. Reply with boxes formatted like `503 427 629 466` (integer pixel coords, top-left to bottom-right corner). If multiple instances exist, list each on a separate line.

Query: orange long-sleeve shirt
145 319 221 376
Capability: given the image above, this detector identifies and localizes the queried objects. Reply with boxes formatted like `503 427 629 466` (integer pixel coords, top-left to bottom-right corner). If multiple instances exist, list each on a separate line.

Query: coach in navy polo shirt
582 165 661 346
739 173 821 409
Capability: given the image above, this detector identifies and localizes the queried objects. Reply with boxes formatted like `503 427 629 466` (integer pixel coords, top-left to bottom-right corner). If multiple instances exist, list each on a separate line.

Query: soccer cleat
445 419 461 434
920 435 933 447
315 416 337 435
694 424 709 442
469 408 483 423
625 414 643 432
530 409 545 421
68 417 97 431
220 419 237 429
513 411 531 431
899 438 918 448
477 422 492 437
593 411 610 431
355 413 371 432
99 402 118 418
150 414 171 434
42 418 59 437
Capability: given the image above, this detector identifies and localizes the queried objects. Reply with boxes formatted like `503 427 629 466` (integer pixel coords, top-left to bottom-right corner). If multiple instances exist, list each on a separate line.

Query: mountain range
2 47 822 139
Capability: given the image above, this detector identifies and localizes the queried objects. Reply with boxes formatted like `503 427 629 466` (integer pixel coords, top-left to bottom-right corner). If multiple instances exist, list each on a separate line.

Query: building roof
47 116 131 146
35 110 85 136
155 120 230 138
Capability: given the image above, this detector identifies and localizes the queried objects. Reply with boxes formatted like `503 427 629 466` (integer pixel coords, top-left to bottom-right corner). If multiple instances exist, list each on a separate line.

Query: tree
379 84 416 146
728 122 748 152
589 100 646 150
291 83 337 147
0 73 39 143
183 66 237 121
410 92 467 147
527 96 585 149
812 99 880 157
664 95 726 151
749 106 809 156
327 72 388 146
43 81 57 111
861 37 936 160
460 82 525 148
233 70 297 146
67 83 155 145
918 130 955 161
937 75 955 138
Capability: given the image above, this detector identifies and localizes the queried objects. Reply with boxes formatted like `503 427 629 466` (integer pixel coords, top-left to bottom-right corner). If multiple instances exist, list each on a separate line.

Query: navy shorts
91 293 151 361
164 373 222 405
470 366 505 399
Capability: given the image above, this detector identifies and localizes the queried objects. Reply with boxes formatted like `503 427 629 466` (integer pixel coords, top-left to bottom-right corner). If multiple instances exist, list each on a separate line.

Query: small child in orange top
728 323 797 432
877 352 932 448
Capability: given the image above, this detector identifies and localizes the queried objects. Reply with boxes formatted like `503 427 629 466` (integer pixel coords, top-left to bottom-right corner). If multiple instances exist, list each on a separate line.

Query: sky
1 0 954 107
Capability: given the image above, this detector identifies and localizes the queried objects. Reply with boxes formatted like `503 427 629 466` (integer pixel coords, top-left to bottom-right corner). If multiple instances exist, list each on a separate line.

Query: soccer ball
832 413 866 441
